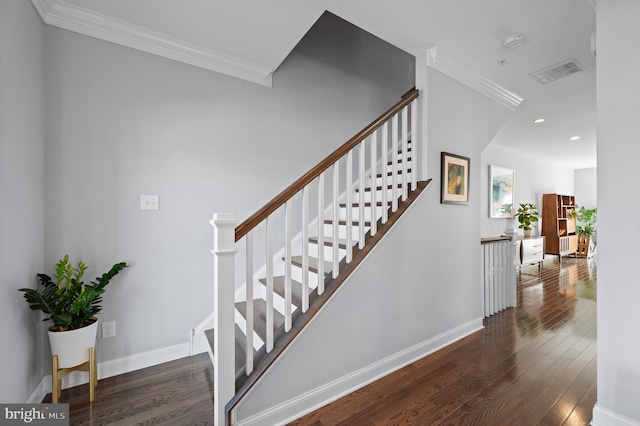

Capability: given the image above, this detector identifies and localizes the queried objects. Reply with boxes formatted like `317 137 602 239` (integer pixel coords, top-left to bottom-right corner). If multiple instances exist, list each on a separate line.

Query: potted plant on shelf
516 203 539 238
567 207 578 234
576 206 597 257
19 255 127 369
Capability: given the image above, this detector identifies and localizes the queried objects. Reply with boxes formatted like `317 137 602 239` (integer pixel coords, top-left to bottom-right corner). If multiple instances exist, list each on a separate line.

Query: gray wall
425 67 513 314
234 68 513 424
574 167 597 209
481 144 575 238
0 1 46 402
593 1 640 424
41 12 414 366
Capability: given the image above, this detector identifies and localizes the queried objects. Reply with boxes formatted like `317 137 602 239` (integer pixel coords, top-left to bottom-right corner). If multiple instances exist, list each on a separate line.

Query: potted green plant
19 255 127 368
516 203 539 238
576 206 597 236
576 206 597 257
566 208 578 234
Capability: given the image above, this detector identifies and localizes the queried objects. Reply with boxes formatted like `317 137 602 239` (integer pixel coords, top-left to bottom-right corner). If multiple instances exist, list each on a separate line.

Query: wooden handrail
235 88 419 241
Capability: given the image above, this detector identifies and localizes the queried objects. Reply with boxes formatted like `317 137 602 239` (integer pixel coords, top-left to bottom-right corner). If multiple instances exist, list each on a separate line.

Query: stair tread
357 184 404 192
376 168 412 178
205 326 253 373
258 276 310 308
235 299 285 342
291 255 332 274
234 325 253 373
340 201 392 207
387 157 412 166
309 236 349 249
324 219 372 226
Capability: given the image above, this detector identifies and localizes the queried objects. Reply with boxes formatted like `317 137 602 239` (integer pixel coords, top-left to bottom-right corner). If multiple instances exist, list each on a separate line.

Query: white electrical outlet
102 321 116 339
140 195 159 210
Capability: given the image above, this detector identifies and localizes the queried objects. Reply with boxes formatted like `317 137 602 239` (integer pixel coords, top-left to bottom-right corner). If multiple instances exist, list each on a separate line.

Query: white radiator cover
481 237 517 317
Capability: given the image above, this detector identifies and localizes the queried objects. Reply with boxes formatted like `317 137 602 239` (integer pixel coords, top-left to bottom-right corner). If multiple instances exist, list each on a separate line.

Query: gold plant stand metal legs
52 346 97 403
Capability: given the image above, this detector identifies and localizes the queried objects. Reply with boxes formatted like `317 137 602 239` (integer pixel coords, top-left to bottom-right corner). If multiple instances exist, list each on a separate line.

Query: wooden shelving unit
541 193 578 258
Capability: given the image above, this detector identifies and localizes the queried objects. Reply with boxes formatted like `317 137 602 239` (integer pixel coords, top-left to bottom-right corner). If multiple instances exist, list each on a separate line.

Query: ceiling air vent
529 59 584 84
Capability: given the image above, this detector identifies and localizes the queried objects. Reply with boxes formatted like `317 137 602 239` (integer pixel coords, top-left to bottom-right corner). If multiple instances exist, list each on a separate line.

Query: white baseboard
233 317 483 426
592 404 640 426
26 376 51 404
26 341 193 403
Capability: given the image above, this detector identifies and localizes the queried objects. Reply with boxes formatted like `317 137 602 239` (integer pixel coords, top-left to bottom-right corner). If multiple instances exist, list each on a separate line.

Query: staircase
207 89 431 425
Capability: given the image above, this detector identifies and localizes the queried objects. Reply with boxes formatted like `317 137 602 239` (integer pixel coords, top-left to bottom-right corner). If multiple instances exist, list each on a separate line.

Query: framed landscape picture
441 152 470 205
489 165 515 218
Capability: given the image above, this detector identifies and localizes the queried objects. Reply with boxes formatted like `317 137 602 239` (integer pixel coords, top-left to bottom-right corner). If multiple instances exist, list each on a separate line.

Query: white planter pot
48 320 98 369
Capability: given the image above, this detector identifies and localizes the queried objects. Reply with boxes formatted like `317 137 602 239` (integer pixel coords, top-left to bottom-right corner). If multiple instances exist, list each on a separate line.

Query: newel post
211 213 237 426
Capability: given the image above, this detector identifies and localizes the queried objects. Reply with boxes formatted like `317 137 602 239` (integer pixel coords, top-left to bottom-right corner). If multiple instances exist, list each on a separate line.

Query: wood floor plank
562 381 598 426
539 348 598 425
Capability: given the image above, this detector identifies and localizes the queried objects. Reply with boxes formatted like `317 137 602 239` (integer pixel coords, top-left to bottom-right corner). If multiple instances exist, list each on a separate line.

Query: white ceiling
32 0 597 169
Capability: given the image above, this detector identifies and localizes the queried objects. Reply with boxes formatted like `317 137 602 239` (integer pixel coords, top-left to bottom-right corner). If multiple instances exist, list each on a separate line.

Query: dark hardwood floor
292 257 597 426
46 257 597 426
43 354 215 425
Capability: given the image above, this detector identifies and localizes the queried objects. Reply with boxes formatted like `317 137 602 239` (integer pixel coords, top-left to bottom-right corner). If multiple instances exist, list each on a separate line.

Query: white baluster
392 114 399 212
301 186 309 312
401 106 409 201
346 150 353 263
496 243 500 312
370 130 377 236
211 213 237 426
317 173 325 295
245 231 254 375
508 234 517 309
265 216 274 352
284 201 292 331
381 122 389 224
410 99 418 191
359 141 366 249
485 243 494 315
332 162 340 279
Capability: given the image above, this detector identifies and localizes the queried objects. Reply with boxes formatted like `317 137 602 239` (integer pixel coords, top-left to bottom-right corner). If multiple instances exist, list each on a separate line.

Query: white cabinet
517 236 545 272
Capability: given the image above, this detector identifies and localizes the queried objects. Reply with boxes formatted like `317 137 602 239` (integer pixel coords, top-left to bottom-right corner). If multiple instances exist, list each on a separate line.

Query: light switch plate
140 195 159 210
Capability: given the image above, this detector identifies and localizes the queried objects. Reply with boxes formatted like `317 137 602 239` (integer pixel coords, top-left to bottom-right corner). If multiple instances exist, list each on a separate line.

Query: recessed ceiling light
533 118 545 123
570 136 581 141
503 33 525 49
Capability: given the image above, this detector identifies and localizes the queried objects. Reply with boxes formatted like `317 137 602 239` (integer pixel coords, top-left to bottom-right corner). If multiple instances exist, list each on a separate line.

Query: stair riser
306 244 347 265
355 189 403 203
394 151 412 161
322 223 369 239
285 266 322 288
338 206 383 222
377 160 412 173
369 172 413 187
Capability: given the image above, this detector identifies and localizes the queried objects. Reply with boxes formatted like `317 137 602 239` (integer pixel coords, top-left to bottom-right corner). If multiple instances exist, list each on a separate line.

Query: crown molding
29 0 273 86
427 47 523 111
